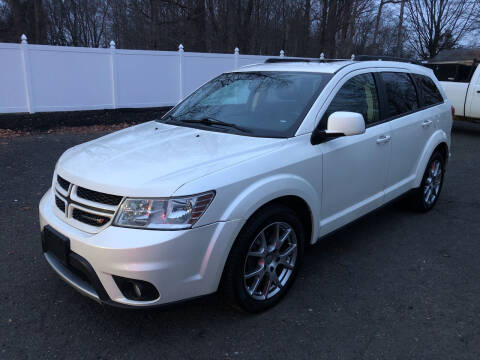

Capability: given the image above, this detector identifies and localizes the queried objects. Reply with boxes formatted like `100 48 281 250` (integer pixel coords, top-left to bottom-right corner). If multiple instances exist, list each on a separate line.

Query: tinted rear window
380 72 418 118
413 74 444 107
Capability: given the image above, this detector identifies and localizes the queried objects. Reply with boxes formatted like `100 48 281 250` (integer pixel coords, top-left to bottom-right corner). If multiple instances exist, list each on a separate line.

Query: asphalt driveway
1 124 479 359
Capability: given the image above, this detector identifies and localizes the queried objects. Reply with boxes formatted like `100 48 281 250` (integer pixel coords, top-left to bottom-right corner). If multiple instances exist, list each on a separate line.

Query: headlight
113 191 215 230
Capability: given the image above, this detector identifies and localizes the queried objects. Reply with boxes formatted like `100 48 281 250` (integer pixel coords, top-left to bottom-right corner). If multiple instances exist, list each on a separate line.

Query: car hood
56 121 285 197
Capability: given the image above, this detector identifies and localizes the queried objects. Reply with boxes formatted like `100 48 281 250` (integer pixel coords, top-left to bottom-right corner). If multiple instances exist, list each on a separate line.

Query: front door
317 72 391 236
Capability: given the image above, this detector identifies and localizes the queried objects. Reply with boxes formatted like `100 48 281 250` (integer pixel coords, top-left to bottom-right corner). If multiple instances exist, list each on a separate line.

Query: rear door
380 72 438 202
318 72 391 236
413 74 447 137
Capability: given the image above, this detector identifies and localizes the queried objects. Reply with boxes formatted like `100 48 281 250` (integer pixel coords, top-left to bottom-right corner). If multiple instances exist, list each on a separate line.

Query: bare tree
0 1 14 42
1 0 479 59
45 0 110 47
371 0 402 52
3 0 47 43
406 0 479 58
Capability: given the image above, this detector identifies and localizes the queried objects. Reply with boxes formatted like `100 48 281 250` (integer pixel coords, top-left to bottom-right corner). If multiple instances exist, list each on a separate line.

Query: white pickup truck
426 49 480 120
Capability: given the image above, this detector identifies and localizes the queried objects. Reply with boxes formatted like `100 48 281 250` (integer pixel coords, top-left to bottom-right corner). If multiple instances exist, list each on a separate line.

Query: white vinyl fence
0 35 292 114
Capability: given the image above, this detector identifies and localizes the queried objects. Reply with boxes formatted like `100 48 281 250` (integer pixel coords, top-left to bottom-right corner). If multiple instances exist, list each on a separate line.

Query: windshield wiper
161 114 175 123
179 118 251 133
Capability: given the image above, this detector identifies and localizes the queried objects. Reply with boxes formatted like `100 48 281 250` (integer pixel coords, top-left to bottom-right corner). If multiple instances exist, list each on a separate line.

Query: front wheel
410 151 445 212
221 204 305 312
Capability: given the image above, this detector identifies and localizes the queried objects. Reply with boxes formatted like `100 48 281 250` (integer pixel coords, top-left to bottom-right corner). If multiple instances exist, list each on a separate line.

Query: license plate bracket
43 226 70 265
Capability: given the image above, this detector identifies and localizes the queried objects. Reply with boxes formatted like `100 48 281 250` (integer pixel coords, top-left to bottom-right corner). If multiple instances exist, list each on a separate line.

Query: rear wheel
222 204 304 312
410 151 445 212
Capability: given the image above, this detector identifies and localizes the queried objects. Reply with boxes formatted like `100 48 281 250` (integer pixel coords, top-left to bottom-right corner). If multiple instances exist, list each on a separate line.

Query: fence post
178 44 184 102
234 47 239 69
20 34 34 114
110 40 118 109
280 50 285 57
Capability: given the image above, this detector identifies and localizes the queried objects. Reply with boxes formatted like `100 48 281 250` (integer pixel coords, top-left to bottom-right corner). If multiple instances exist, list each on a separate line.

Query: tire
221 204 305 313
410 151 445 212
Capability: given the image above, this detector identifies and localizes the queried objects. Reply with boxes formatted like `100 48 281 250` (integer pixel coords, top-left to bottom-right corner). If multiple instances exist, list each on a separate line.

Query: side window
456 64 475 82
380 72 418 118
322 73 380 127
428 63 457 81
413 74 444 107
427 63 478 83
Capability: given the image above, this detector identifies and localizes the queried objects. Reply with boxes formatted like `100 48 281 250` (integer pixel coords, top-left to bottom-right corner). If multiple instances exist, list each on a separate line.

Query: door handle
422 119 433 127
376 135 391 144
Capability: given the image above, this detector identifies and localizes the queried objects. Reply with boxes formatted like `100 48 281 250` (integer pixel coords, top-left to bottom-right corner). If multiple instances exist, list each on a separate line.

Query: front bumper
39 188 243 307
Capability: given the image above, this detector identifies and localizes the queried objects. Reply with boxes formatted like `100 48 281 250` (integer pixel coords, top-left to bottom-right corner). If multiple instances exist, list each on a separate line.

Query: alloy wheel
424 159 442 207
243 222 297 301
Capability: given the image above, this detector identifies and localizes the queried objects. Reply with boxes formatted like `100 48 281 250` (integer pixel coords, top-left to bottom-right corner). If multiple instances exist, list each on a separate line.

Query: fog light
113 276 159 301
133 283 142 298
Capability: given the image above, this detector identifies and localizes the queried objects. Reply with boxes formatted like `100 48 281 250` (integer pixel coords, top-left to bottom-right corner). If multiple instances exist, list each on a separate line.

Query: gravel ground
1 124 479 359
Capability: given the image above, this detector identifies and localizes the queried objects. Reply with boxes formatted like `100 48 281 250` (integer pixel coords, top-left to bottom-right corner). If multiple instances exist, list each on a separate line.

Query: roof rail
265 55 422 65
264 58 347 64
355 55 421 65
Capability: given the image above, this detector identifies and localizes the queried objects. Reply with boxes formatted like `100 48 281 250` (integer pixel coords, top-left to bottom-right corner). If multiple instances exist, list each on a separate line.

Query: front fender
220 174 320 244
413 130 449 188
191 174 321 293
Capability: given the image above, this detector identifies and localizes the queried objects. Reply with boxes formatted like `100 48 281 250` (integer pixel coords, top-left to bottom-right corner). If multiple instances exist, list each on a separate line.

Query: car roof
233 60 430 75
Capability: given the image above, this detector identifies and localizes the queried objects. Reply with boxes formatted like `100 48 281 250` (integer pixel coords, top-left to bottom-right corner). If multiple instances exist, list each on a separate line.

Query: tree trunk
149 0 158 49
319 0 328 54
372 0 384 51
302 0 310 56
192 0 206 52
8 0 24 40
339 0 354 57
395 0 405 57
239 0 254 53
325 0 337 57
33 0 43 43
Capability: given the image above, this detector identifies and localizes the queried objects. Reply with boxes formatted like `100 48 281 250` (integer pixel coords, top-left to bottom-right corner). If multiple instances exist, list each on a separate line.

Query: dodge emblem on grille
78 213 105 224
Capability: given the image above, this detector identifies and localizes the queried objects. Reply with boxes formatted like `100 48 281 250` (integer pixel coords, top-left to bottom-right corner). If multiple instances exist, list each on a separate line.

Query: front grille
55 196 65 212
72 208 110 227
57 175 70 191
53 175 122 230
76 187 123 206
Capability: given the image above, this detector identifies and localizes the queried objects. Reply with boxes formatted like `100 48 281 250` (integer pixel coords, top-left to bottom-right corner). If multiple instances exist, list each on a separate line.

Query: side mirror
311 111 366 145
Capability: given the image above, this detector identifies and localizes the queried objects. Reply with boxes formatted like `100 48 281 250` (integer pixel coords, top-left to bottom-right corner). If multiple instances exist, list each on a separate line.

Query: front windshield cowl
159 71 332 138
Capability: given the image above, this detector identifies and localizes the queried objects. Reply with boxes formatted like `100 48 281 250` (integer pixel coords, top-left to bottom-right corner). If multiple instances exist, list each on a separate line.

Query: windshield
159 71 332 138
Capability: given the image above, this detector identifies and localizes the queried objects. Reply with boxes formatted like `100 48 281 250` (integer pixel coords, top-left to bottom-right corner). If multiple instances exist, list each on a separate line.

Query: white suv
39 59 452 312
